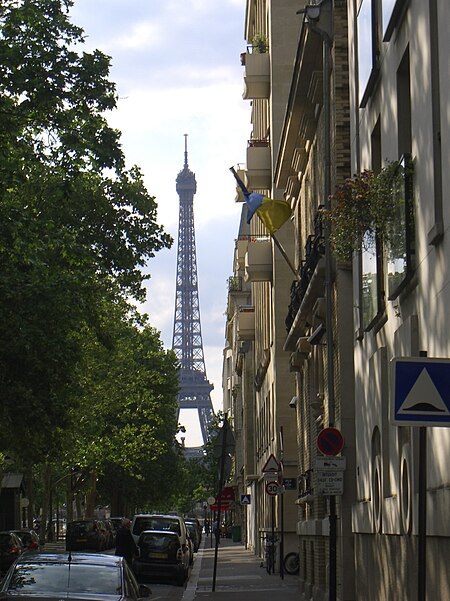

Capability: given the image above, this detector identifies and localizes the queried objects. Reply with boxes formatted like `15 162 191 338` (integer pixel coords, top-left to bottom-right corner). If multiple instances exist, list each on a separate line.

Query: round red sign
317 427 344 456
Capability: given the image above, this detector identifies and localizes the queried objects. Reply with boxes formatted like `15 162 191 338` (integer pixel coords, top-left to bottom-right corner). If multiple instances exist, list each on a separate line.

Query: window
361 233 384 329
361 118 384 330
385 155 414 300
357 0 380 107
382 0 408 41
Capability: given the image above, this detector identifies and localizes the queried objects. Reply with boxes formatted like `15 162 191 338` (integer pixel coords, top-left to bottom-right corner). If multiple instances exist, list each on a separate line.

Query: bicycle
283 551 299 575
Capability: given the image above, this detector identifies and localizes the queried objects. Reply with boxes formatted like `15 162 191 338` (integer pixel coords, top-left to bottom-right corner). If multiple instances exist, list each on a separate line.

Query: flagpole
271 233 299 280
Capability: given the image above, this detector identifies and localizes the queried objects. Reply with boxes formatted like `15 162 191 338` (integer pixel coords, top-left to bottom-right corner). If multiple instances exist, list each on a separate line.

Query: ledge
284 257 326 351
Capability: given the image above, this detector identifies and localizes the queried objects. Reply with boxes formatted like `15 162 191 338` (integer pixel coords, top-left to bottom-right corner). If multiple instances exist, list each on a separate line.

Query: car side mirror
138 584 152 597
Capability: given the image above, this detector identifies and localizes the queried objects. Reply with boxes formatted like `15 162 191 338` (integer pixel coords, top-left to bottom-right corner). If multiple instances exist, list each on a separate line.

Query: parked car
65 519 108 552
133 530 189 586
184 521 200 552
109 517 123 533
103 520 116 549
131 514 191 567
185 517 202 544
0 532 23 575
131 515 187 547
9 529 41 552
0 552 151 601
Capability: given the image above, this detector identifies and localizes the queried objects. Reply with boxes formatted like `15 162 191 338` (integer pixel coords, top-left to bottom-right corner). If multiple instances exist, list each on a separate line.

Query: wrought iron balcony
285 211 325 333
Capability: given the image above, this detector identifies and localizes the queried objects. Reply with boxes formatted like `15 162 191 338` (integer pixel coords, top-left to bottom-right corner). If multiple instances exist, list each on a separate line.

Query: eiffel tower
172 135 215 447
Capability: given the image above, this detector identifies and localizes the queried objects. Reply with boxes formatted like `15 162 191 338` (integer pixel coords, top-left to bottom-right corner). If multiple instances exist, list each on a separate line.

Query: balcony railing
285 211 325 332
228 275 243 293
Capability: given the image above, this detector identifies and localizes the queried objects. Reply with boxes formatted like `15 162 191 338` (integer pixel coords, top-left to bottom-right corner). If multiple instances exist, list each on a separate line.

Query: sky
68 0 250 446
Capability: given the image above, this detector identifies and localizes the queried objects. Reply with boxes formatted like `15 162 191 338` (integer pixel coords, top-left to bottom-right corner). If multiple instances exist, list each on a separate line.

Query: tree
60 308 181 515
0 0 173 467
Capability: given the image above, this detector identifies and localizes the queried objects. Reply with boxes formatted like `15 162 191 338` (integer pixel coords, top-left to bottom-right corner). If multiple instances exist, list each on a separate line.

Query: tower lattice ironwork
172 135 214 445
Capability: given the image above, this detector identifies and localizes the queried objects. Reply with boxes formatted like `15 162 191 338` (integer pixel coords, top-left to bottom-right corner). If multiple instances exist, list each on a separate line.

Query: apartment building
347 0 450 599
274 1 356 599
225 0 450 599
225 0 301 558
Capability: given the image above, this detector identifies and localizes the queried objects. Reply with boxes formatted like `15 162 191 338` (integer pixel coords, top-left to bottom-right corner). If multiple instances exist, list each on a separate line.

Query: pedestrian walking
213 519 220 544
114 518 137 566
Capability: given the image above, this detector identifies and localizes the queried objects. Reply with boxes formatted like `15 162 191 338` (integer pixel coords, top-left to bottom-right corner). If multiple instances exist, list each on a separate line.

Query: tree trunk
40 464 52 542
66 478 74 523
84 470 97 518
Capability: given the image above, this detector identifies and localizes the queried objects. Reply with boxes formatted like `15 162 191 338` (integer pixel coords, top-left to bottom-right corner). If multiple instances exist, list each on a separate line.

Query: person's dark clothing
115 526 137 565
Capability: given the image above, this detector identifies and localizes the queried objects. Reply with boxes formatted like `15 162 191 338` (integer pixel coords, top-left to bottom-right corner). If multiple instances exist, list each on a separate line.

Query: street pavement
183 536 299 601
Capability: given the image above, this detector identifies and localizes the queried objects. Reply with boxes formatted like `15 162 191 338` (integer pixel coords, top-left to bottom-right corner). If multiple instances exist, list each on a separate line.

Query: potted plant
252 33 268 53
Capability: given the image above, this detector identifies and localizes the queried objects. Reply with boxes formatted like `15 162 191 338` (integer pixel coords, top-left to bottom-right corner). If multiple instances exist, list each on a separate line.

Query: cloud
115 21 163 50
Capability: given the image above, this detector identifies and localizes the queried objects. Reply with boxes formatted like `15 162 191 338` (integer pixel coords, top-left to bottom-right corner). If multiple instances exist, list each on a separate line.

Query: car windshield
134 517 181 536
7 562 121 596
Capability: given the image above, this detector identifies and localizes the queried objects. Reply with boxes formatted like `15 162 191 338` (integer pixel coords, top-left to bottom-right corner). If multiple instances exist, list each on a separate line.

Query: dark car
110 517 123 533
103 520 116 549
0 552 151 601
10 529 41 552
0 532 23 575
184 521 200 552
133 530 189 587
65 519 108 552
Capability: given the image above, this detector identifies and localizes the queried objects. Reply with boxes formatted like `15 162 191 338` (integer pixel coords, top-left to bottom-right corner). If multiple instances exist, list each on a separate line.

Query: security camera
289 396 298 409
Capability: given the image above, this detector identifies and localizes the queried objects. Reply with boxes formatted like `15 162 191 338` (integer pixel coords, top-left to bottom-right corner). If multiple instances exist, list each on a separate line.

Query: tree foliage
0 0 182 516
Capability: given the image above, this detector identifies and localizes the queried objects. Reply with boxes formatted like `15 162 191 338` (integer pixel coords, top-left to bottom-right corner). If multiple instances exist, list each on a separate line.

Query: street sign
240 494 251 505
207 496 216 505
282 478 297 490
262 453 280 473
317 427 344 456
265 481 280 496
391 357 450 426
315 456 346 470
316 470 344 495
263 472 280 480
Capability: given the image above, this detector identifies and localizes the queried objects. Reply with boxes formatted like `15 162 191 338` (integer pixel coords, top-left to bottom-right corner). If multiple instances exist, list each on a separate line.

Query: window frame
361 231 384 331
382 0 409 42
385 154 414 300
357 0 381 107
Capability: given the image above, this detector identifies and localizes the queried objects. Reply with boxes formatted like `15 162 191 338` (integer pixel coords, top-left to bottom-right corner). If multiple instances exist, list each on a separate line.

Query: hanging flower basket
323 161 408 261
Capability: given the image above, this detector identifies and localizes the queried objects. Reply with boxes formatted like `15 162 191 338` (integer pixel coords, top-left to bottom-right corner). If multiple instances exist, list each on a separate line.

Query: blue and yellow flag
246 192 292 235
230 167 292 234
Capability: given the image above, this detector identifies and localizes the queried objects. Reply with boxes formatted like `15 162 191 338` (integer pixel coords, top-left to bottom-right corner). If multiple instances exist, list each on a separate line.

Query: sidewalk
183 537 299 601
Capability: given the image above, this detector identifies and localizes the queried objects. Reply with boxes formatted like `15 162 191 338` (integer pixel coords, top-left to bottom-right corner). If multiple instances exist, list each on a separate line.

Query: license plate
76 539 86 543
148 552 168 559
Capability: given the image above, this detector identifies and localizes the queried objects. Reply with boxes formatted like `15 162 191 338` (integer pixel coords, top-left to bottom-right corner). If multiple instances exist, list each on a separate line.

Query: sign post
390 355 450 601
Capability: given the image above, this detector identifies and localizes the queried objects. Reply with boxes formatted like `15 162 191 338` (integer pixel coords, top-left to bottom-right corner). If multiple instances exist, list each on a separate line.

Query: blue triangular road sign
240 494 251 505
391 357 450 426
